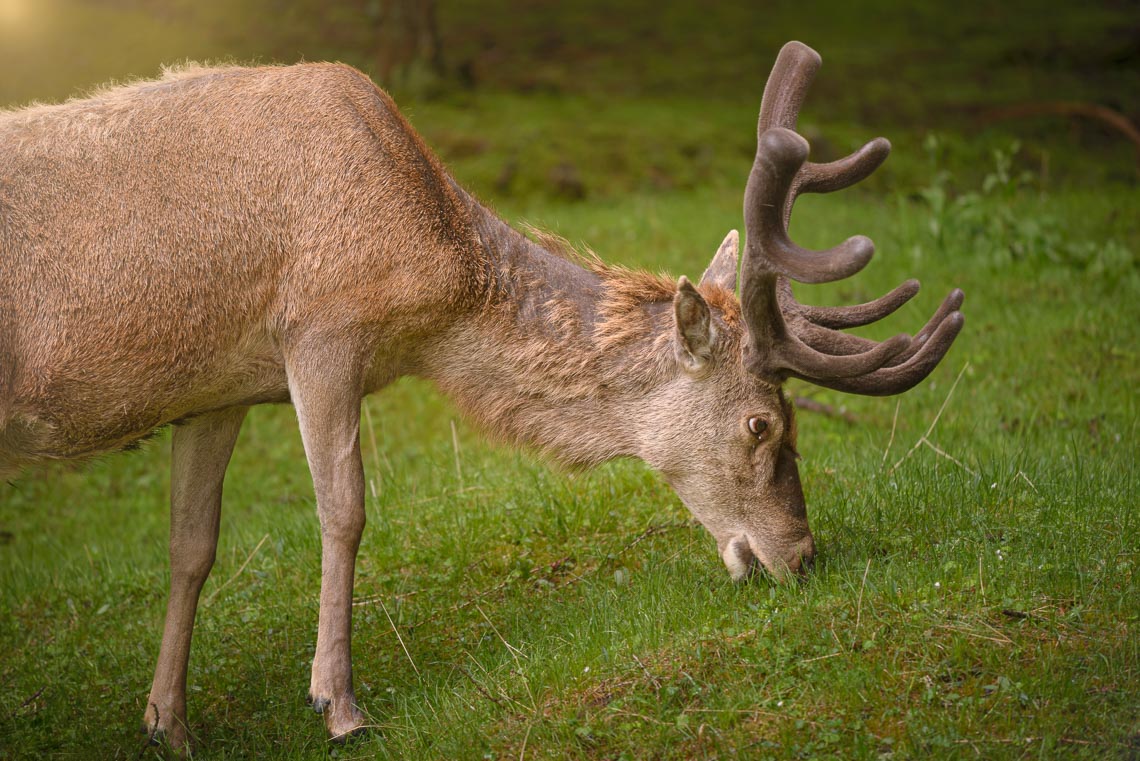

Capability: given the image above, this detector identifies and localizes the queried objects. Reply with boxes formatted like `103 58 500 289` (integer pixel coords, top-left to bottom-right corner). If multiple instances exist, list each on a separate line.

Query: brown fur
1 62 489 468
0 63 811 749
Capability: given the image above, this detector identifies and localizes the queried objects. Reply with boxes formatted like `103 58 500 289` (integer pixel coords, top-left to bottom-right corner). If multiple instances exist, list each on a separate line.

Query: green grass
2 1 1139 758
1 152 1137 757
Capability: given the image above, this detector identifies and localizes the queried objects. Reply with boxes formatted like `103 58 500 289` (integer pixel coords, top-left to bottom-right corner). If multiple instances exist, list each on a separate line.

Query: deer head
642 41 964 581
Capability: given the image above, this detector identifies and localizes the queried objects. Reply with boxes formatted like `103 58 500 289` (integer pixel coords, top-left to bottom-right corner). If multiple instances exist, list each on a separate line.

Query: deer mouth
721 533 814 582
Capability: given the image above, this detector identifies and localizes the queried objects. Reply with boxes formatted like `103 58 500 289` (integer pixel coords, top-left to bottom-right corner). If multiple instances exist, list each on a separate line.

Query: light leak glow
0 0 27 26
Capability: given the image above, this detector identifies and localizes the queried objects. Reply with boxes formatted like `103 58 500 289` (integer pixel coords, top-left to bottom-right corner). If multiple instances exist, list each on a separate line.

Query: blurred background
1 0 1136 201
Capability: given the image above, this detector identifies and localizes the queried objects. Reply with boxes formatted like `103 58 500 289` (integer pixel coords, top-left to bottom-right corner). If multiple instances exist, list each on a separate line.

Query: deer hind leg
143 406 248 752
286 346 368 741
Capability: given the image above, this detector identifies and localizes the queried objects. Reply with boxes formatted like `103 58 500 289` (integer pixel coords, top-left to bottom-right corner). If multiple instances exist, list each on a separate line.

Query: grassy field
1 2 1138 759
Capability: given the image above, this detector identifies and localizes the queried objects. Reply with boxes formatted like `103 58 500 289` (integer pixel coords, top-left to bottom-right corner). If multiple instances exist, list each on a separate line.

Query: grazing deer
0 41 962 748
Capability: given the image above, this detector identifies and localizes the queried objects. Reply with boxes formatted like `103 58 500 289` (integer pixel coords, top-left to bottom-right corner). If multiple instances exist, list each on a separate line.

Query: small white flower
583 666 590 673
777 700 784 707
934 582 941 589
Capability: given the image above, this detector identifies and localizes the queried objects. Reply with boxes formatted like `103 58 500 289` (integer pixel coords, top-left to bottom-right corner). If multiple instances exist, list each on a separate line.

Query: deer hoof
324 699 366 741
307 691 366 739
142 702 191 754
306 693 330 714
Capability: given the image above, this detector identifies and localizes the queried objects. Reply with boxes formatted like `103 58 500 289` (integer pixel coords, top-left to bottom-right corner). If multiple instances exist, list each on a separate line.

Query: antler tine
757 41 821 133
744 129 876 286
778 277 921 330
801 310 965 396
794 139 892 195
771 329 912 382
759 42 893 225
784 139 891 225
882 288 965 368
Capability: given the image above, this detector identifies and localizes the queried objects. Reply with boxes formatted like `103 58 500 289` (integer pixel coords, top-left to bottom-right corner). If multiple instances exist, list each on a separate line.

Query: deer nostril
786 536 816 577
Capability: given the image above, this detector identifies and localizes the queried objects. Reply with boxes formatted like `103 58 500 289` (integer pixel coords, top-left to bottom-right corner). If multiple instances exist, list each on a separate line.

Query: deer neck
421 194 677 468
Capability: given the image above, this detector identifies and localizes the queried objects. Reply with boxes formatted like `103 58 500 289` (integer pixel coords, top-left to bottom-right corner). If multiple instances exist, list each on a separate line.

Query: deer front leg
287 351 368 741
144 406 248 752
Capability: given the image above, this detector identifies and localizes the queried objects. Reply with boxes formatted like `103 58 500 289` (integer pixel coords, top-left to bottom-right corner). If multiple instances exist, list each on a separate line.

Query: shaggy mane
521 223 742 345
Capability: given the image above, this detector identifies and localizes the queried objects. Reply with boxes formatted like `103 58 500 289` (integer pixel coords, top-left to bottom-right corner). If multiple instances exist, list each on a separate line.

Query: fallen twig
562 520 697 585
854 558 872 643
793 396 858 424
881 399 901 468
450 419 464 488
935 623 1012 646
615 520 696 557
353 587 423 608
518 719 534 761
455 665 503 707
922 439 979 477
10 686 45 717
204 533 270 607
1017 470 1039 493
954 735 1113 748
632 653 662 691
362 401 383 500
379 595 420 676
888 363 971 476
977 101 1140 168
476 603 527 662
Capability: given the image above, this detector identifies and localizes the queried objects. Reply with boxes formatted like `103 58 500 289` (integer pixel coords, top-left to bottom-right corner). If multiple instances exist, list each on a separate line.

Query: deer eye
747 416 768 438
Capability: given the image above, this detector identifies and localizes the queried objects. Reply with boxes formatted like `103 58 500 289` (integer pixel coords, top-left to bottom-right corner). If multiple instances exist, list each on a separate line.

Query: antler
740 42 964 396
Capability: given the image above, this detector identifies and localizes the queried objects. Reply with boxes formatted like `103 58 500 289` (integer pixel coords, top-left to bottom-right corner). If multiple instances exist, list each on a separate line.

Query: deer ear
673 276 714 374
699 230 739 292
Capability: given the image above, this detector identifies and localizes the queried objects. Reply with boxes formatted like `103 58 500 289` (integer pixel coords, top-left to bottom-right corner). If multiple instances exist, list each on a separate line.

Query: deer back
0 63 488 465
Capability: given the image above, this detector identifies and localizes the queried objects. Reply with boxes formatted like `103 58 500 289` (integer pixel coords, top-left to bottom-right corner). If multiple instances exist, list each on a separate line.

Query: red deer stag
0 42 963 748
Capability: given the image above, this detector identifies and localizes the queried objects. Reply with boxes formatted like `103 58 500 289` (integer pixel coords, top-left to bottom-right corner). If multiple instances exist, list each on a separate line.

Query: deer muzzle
722 531 815 582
